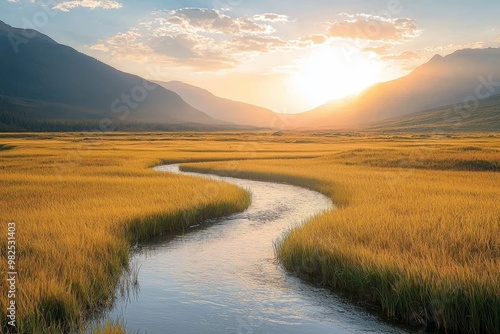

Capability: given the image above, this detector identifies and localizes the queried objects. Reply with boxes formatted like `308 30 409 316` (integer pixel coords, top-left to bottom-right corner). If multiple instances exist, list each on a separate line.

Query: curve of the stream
101 164 413 334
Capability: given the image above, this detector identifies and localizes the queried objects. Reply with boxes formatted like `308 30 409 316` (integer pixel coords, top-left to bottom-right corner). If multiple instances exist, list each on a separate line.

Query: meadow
0 132 498 333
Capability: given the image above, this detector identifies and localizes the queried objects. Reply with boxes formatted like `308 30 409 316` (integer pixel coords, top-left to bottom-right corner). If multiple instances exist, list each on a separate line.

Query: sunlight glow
291 46 384 107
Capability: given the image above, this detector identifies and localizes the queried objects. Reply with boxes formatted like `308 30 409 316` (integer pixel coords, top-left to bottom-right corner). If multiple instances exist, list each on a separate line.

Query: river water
101 164 413 334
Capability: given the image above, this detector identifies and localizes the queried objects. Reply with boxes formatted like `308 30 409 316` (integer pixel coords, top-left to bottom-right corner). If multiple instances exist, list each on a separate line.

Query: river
99 164 413 334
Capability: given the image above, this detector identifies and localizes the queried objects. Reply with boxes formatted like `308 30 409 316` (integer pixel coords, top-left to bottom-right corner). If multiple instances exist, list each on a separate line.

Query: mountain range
156 81 278 128
367 92 500 132
292 48 500 129
0 19 498 132
0 20 227 131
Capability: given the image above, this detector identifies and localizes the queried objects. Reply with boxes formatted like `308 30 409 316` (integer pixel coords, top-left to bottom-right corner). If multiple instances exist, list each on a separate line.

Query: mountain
292 48 500 128
156 81 279 128
366 92 500 132
0 20 225 131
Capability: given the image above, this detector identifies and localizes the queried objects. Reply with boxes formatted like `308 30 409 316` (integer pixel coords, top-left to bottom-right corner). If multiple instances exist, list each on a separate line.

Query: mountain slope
293 48 500 128
156 81 279 128
0 20 223 130
366 93 500 132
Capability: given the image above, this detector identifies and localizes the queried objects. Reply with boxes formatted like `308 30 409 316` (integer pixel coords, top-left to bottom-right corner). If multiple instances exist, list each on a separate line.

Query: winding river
101 164 413 333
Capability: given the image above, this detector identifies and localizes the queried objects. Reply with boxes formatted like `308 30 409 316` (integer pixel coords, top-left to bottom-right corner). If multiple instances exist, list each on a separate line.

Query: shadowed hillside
0 20 226 130
367 93 500 132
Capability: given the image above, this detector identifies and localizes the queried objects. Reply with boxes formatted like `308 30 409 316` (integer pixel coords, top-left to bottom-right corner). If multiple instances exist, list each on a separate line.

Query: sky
2 0 500 113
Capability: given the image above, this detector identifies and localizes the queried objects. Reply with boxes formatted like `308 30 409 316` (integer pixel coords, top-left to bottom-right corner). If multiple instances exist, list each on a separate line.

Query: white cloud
90 43 109 52
91 8 307 71
53 0 122 12
228 35 288 53
253 13 289 23
297 34 328 46
91 9 425 72
152 8 274 36
104 28 153 61
328 13 421 41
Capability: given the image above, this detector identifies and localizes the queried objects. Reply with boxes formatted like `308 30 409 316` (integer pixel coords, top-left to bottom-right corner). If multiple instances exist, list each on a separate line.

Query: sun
291 46 384 107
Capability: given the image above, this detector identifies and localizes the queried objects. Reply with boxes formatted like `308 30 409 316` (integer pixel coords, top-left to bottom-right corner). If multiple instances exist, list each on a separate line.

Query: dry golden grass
181 132 500 333
0 132 498 333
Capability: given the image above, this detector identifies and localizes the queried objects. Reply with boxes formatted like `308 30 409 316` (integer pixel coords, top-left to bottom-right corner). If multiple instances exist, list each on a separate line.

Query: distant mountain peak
429 54 443 62
0 19 57 45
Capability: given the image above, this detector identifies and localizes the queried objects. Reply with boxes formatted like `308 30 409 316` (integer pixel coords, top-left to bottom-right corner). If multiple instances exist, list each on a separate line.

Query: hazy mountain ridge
366 92 500 132
0 20 227 131
157 81 279 128
293 48 500 129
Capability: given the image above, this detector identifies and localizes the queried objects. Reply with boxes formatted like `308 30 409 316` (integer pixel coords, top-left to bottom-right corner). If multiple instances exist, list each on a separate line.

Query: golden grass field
0 132 499 333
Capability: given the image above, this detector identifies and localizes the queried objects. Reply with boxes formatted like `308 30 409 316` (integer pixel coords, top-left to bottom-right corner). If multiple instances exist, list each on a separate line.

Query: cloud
103 28 154 61
53 0 122 12
328 14 421 41
253 13 289 23
92 9 422 72
495 37 500 42
298 34 328 45
152 8 274 35
92 8 313 71
90 43 109 52
229 36 288 53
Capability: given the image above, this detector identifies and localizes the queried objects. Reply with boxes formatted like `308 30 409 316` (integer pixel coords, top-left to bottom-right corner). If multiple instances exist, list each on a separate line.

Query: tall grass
181 134 500 333
0 132 498 333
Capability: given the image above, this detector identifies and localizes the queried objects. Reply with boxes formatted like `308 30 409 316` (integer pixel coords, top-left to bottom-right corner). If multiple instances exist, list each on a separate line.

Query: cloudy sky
2 0 500 113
